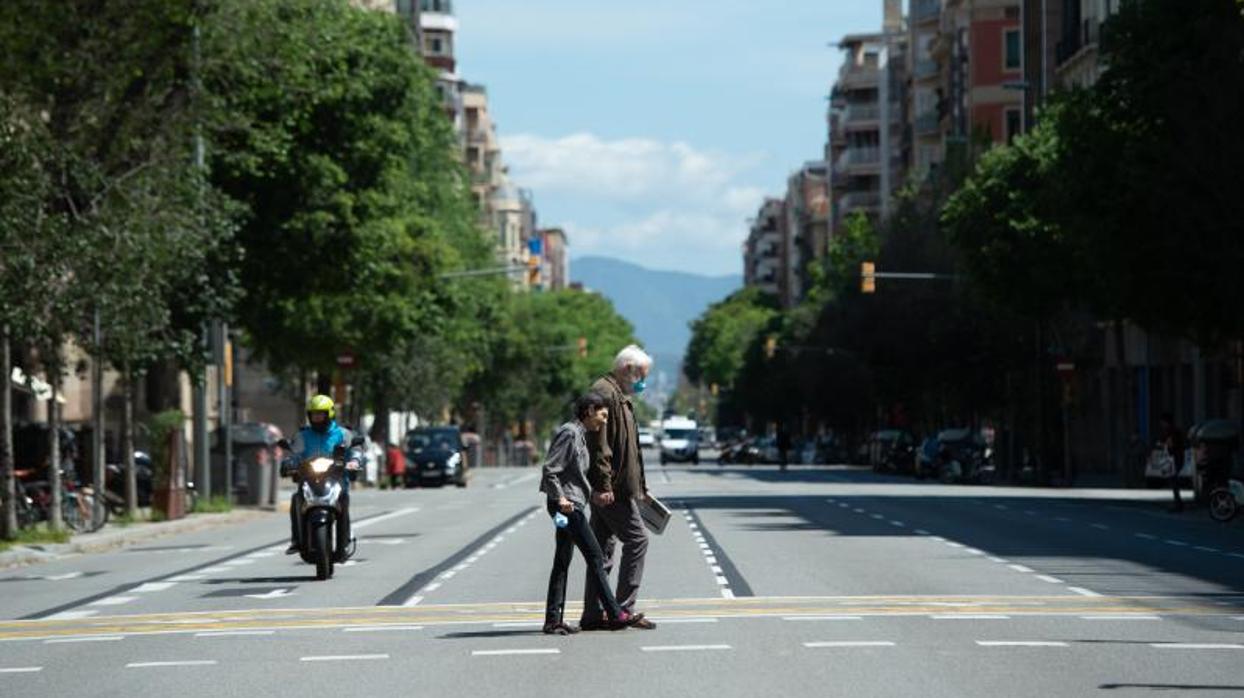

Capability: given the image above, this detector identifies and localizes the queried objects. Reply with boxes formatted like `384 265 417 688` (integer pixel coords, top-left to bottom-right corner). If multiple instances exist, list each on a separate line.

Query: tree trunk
123 365 138 519
0 326 16 540
92 311 106 528
47 361 63 532
1113 320 1135 486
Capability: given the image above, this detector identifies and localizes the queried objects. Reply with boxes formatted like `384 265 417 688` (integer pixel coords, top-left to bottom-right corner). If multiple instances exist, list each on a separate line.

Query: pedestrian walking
777 425 792 472
1160 413 1186 512
385 441 405 489
539 392 639 635
580 345 658 631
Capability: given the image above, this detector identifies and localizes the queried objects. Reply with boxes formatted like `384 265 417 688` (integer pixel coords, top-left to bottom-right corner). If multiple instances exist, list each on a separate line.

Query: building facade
539 228 570 291
743 199 785 300
783 162 830 307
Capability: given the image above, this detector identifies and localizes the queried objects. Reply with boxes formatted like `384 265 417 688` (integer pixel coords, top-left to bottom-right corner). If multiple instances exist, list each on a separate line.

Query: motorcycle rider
283 395 362 559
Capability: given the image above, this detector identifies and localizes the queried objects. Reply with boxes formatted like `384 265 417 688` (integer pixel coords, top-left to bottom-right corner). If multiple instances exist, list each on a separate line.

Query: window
1005 108 1022 143
1004 29 1021 70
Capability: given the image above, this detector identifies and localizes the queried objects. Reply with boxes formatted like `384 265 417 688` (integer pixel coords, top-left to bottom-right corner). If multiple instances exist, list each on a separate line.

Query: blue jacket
289 421 361 490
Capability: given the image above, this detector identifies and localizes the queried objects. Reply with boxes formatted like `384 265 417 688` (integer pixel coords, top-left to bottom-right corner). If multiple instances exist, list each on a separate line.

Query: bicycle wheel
79 491 108 533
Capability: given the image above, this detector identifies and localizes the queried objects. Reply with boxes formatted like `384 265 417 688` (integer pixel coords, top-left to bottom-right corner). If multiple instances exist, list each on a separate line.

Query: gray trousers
581 496 649 620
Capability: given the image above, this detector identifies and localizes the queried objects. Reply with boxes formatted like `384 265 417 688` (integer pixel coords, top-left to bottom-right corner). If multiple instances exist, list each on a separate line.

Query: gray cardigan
539 421 591 511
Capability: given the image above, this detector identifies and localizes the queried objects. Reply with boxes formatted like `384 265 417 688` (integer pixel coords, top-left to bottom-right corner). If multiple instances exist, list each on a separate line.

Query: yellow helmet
306 394 335 420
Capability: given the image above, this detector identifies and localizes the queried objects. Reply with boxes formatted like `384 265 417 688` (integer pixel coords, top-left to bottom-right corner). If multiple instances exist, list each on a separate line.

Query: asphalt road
3 454 1243 697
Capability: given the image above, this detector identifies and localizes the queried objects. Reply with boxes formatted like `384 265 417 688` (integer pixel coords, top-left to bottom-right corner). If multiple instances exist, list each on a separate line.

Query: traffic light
577 336 588 358
861 261 876 294
764 336 777 359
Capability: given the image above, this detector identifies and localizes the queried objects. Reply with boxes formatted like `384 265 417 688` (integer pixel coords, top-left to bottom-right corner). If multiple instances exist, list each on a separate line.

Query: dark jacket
587 374 647 500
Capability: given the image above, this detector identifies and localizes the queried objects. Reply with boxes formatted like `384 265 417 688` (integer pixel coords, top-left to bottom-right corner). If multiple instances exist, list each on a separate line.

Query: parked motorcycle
279 438 362 580
16 464 107 533
103 451 198 516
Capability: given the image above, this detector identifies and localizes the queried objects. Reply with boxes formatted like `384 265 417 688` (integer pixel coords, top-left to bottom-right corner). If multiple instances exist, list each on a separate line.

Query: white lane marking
439 571 456 580
870 514 885 520
423 583 442 592
931 615 1010 620
199 566 230 574
401 596 424 607
1008 564 1034 573
127 661 218 668
0 667 43 673
353 507 420 530
1068 587 1102 597
1023 510 1037 516
1054 516 1072 523
654 618 719 624
44 636 125 644
1150 643 1243 650
134 582 177 593
45 610 99 620
705 556 718 565
301 654 390 662
994 505 1009 510
641 645 732 653
988 557 1009 564
914 529 931 536
945 542 964 548
890 521 905 527
803 641 895 648
720 588 736 599
246 552 277 559
839 503 850 509
343 626 424 633
1036 575 1064 584
223 559 255 566
452 563 469 572
783 616 862 622
1135 533 1156 540
1194 546 1219 553
168 575 206 582
44 572 84 581
853 508 866 514
89 596 136 606
1229 553 1244 560
711 565 724 574
195 630 275 637
715 576 730 586
976 641 1068 647
1081 615 1162 621
964 548 986 556
472 649 560 657
1165 540 1188 547
1091 523 1110 530
244 588 293 600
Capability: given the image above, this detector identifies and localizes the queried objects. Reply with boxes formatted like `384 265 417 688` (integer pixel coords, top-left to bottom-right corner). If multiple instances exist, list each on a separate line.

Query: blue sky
454 1 884 276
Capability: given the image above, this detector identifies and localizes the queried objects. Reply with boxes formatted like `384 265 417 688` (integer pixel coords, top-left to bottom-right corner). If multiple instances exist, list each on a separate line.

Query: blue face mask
632 379 647 394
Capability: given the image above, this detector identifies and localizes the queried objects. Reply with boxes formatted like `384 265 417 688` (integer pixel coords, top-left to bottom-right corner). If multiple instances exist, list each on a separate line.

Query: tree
683 287 779 391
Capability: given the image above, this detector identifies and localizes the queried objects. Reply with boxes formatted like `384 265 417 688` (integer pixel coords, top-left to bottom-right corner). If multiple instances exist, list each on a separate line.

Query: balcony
1056 17 1103 67
913 59 939 82
838 65 881 90
914 110 940 136
835 147 881 170
912 0 940 24
844 104 880 124
840 191 882 212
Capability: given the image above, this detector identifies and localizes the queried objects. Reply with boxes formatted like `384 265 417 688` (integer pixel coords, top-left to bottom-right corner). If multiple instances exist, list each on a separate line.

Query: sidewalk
0 507 274 571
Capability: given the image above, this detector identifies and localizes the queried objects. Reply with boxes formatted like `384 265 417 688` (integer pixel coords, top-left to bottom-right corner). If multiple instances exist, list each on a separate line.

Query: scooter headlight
309 457 334 475
446 453 461 471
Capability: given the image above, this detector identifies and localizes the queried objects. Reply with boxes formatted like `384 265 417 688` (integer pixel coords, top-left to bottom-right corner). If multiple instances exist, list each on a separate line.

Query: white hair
612 344 653 373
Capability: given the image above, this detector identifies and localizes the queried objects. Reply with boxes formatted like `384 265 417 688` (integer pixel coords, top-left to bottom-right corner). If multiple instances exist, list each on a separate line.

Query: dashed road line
641 644 731 653
1150 643 1243 650
804 641 895 648
976 641 1068 647
1035 575 1064 584
127 661 218 669
681 507 753 599
931 614 1010 620
89 596 136 607
0 667 43 674
195 630 275 637
1008 564 1034 573
783 616 862 622
343 625 424 633
45 635 124 644
1068 587 1102 597
1082 615 1162 621
301 654 389 662
472 649 559 657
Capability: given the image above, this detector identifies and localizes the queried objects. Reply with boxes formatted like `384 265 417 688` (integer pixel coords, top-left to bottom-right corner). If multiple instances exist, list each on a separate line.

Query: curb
0 508 274 571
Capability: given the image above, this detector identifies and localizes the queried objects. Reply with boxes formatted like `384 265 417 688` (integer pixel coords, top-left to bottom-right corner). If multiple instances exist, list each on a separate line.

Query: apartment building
826 25 907 234
743 199 785 300
909 0 945 177
1054 0 1120 88
539 228 570 291
784 162 830 306
462 84 504 215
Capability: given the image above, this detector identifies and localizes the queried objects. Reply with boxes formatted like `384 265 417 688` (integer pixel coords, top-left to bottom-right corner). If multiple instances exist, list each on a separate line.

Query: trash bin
211 422 283 506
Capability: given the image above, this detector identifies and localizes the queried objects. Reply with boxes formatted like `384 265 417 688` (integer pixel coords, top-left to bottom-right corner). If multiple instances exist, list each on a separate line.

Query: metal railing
845 104 881 123
840 191 882 211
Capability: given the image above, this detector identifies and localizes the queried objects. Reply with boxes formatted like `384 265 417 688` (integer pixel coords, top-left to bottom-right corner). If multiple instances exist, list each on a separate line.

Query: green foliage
193 495 233 514
824 212 881 301
145 410 186 486
204 0 482 379
464 290 638 438
0 525 72 552
683 287 779 390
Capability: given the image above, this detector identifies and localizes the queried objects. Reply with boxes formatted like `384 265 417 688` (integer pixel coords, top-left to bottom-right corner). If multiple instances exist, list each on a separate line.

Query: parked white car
638 428 656 448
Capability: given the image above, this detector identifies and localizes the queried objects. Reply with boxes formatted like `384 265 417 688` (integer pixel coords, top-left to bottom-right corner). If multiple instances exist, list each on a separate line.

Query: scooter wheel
312 522 333 580
1208 489 1238 522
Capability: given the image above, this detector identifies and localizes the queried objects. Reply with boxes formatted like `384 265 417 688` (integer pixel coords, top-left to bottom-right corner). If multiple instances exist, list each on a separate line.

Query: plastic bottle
553 512 569 529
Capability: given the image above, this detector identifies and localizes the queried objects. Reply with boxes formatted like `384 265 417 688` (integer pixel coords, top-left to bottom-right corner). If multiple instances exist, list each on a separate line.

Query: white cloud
501 132 768 275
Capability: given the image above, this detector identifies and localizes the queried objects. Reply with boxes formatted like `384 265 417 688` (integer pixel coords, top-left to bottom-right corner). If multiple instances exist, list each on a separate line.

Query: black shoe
627 613 656 630
284 544 298 555
578 615 610 632
543 622 579 636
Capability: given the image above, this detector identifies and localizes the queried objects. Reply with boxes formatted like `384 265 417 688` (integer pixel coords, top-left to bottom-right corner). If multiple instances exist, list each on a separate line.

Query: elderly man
580 345 658 631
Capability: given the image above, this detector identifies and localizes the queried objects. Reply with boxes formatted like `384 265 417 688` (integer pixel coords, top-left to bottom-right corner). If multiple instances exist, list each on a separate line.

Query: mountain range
569 256 742 405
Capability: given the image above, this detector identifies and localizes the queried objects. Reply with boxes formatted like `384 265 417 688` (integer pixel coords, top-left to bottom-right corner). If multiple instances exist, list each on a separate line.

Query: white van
660 416 699 465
